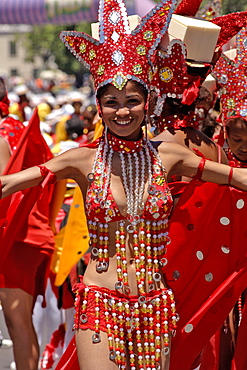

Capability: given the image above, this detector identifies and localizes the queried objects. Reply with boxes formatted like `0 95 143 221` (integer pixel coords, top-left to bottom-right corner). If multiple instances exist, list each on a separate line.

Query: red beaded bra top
85 133 173 224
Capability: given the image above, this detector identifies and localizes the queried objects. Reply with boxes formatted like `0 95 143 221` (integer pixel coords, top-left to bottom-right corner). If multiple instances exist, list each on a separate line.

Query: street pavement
0 306 14 370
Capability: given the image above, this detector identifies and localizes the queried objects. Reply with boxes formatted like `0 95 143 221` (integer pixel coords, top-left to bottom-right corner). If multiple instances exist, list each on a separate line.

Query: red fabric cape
0 108 53 268
55 336 79 370
165 178 247 370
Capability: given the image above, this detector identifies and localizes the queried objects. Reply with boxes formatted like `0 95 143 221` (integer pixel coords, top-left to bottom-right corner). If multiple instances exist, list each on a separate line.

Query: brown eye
105 100 116 105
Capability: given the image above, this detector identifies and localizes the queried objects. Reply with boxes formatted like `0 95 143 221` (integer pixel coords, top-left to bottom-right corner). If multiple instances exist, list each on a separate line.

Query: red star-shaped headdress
212 27 247 123
149 3 247 121
60 0 177 92
150 39 203 111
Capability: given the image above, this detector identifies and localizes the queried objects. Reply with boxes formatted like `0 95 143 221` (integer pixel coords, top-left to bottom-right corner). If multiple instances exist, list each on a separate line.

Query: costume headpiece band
60 0 177 92
212 27 247 123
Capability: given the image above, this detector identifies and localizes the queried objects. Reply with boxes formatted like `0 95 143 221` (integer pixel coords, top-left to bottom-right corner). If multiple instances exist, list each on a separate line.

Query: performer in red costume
198 117 247 370
223 118 247 370
162 23 247 370
197 26 247 370
1 1 247 370
0 77 56 370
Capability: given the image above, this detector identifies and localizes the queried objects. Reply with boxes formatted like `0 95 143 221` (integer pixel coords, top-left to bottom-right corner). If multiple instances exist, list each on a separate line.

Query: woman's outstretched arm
0 146 90 199
160 141 247 191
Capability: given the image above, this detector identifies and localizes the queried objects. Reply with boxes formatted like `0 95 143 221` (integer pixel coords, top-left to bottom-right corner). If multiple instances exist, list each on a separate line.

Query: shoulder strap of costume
192 148 206 181
217 143 222 163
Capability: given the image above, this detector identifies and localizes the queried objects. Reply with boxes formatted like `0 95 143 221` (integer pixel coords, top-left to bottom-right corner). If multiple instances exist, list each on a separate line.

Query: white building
0 25 43 79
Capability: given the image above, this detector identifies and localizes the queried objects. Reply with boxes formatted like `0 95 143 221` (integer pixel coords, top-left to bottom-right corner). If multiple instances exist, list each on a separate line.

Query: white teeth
116 120 131 125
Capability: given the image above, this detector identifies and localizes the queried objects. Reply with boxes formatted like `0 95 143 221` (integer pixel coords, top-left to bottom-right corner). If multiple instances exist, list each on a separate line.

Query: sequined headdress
150 39 206 117
149 2 247 126
60 0 177 92
212 27 247 123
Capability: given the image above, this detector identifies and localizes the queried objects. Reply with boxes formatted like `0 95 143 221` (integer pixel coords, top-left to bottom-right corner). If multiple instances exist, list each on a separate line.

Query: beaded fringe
74 284 177 370
88 219 170 294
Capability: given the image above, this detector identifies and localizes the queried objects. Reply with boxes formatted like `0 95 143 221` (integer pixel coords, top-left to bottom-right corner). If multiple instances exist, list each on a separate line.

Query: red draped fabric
164 178 247 369
55 336 79 370
0 108 53 267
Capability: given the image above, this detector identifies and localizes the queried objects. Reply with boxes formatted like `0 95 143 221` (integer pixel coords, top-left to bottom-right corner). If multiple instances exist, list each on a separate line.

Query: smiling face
98 81 147 141
226 117 247 162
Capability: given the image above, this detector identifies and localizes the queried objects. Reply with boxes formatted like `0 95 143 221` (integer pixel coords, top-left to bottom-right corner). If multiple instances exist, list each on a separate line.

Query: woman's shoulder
53 144 97 169
150 138 189 155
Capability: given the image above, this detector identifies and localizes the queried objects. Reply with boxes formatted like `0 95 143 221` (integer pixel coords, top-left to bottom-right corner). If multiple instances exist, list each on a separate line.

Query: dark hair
162 97 196 117
196 86 213 104
96 80 148 102
201 115 219 138
187 64 210 79
159 85 212 119
225 116 247 134
213 97 221 113
0 77 7 101
66 116 84 140
83 104 97 116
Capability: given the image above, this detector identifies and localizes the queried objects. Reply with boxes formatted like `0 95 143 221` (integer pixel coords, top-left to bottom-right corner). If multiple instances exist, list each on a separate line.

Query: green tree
24 22 91 77
222 0 247 13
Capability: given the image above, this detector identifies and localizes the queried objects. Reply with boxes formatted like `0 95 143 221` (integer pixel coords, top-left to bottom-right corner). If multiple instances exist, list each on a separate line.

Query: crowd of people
1 0 247 369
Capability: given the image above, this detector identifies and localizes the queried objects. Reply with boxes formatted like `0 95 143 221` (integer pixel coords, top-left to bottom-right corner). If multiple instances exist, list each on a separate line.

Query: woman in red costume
1 1 247 370
0 77 55 370
196 26 247 370
161 22 247 370
198 116 247 370
223 118 247 370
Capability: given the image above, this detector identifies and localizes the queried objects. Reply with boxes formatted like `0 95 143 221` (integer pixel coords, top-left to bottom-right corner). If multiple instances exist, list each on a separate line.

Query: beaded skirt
73 279 177 370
